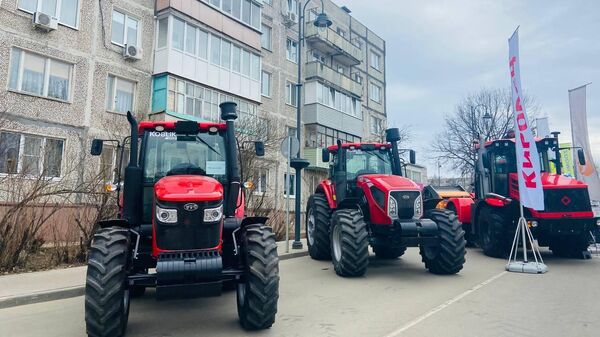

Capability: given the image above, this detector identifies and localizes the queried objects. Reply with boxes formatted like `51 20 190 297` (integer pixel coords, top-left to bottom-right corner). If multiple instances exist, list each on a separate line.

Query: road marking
383 271 508 337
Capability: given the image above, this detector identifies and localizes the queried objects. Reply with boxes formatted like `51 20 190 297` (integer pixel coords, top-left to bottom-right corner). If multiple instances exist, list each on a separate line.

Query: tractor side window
491 153 510 196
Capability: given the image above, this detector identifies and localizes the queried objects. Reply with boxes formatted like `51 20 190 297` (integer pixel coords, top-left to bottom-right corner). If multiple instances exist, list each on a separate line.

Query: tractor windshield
142 130 227 184
345 148 393 180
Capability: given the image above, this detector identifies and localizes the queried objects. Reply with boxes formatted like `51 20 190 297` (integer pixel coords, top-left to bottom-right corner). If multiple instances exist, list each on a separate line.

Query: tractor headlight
388 196 398 219
204 205 223 223
413 194 423 219
596 219 600 228
156 205 177 224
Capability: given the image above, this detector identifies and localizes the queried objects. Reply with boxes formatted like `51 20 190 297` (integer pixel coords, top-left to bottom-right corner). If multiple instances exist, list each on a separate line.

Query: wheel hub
307 210 315 246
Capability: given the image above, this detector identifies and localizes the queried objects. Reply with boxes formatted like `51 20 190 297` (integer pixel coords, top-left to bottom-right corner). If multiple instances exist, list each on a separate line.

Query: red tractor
442 132 600 258
85 102 278 337
306 128 466 277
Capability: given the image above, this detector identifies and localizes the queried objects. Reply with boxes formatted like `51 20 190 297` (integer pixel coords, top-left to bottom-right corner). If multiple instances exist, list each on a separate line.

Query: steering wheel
166 163 206 176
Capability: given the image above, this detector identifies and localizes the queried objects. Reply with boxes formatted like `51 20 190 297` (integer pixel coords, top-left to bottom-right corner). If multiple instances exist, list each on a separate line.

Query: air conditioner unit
286 12 297 23
123 44 142 60
32 12 58 32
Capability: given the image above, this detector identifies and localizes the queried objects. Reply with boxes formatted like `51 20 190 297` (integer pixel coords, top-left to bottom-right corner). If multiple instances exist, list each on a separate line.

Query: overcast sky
338 0 600 177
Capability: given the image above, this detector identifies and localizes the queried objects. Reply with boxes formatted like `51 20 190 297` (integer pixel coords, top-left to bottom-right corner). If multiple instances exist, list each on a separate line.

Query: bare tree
432 88 538 176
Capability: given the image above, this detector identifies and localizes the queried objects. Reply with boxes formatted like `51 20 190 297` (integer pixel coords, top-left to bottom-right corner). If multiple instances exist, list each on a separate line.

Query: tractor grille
543 188 591 213
155 200 222 251
390 191 420 219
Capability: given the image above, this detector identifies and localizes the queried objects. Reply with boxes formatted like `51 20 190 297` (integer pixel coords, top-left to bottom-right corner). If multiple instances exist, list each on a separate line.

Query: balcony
305 147 329 169
304 24 362 66
305 61 363 97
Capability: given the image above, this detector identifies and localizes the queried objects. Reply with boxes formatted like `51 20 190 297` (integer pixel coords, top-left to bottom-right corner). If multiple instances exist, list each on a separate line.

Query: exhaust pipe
123 111 142 226
220 102 240 217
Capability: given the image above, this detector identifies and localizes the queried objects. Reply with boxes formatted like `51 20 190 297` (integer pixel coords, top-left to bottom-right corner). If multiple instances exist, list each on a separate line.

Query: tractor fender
240 216 269 229
316 180 336 209
447 198 474 225
98 218 130 228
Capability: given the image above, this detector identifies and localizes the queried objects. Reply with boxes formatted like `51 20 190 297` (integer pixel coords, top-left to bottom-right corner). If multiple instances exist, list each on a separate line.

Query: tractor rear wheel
550 233 591 258
373 245 407 259
237 224 279 330
85 227 131 337
331 209 369 277
420 209 466 275
306 193 332 260
478 207 512 258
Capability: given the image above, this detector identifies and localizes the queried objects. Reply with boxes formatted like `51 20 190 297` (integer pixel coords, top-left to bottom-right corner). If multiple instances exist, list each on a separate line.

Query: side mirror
255 141 265 156
409 150 416 165
322 148 330 162
577 148 586 166
91 139 103 156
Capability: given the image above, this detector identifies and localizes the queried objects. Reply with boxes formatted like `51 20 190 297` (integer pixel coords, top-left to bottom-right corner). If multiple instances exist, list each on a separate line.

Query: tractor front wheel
306 193 332 260
331 209 369 277
85 227 131 337
237 224 279 330
477 207 512 258
373 245 407 259
420 209 466 275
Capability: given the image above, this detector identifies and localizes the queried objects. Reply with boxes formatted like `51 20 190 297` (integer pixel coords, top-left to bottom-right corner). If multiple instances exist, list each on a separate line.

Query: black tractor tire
306 193 332 260
85 227 131 337
237 224 279 330
477 207 512 258
420 209 466 275
373 245 407 259
550 233 591 258
330 209 369 277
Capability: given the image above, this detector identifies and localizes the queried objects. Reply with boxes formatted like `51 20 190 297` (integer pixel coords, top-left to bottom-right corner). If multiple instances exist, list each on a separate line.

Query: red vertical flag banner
508 30 544 210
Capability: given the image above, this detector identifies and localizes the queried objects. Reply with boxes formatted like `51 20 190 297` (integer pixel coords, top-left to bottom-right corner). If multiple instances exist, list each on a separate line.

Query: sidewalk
0 238 307 309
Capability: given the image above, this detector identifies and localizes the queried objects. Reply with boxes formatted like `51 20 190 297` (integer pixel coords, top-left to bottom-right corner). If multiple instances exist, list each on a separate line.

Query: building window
286 0 298 15
261 71 271 97
211 34 221 65
232 45 241 72
0 131 64 178
221 40 231 69
286 38 298 63
157 18 168 48
370 50 381 70
315 82 361 118
100 145 129 182
285 81 297 107
305 124 360 148
204 0 261 30
111 10 139 47
171 17 185 51
18 0 80 28
370 116 383 135
283 173 295 197
241 50 250 76
9 48 72 102
370 82 382 103
185 24 197 54
250 54 260 81
261 24 272 50
106 75 135 113
198 29 209 59
263 0 272 5
254 169 269 194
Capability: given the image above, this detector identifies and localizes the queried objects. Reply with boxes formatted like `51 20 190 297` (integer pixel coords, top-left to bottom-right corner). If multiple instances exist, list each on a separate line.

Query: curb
0 250 308 310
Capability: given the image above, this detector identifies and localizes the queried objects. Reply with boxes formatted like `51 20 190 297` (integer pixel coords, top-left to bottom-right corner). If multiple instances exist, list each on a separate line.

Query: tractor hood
509 172 588 190
154 175 224 202
357 174 421 192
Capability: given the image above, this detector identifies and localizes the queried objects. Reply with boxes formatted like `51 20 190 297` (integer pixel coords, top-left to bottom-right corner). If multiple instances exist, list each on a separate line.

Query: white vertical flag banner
569 85 600 200
535 117 550 138
508 30 544 210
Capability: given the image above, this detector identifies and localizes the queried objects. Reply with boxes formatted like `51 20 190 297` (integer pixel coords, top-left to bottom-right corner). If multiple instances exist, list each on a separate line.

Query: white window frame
8 48 74 103
106 75 136 114
0 130 65 179
370 50 381 71
370 82 382 103
204 0 262 31
261 24 272 51
283 173 295 197
286 38 298 63
253 168 269 195
261 71 271 97
17 0 81 29
370 115 383 135
285 81 297 107
111 9 141 48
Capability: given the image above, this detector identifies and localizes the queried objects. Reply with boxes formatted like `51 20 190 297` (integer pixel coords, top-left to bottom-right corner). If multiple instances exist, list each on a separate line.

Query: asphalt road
1 247 599 337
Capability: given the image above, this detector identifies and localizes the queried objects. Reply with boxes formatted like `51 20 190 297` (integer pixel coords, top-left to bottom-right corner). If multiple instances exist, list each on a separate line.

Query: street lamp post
290 0 332 249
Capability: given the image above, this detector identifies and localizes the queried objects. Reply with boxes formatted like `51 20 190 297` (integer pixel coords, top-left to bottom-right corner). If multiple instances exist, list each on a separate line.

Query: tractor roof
327 142 391 152
138 121 227 133
477 137 558 149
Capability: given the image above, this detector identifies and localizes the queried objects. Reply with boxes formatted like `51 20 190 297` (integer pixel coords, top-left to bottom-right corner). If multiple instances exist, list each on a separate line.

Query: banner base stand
506 261 547 274
506 212 548 275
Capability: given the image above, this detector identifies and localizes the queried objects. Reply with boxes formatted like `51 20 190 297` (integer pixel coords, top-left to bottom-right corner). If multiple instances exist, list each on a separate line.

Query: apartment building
259 0 387 205
0 0 154 189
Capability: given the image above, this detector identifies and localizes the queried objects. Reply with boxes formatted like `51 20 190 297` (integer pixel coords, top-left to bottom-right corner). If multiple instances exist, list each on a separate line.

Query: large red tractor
85 102 278 337
442 132 600 258
306 128 466 277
